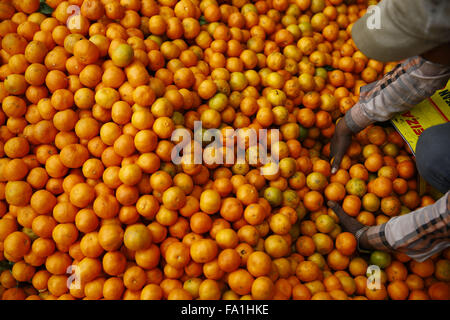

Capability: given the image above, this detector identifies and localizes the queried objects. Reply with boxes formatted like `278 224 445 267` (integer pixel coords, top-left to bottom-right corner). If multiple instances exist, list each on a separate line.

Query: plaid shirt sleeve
344 56 450 132
365 191 450 262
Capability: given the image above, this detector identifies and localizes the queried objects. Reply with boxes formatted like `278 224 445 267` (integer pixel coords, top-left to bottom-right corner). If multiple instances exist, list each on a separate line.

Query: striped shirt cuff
344 103 373 133
365 191 450 261
344 56 450 133
365 223 394 252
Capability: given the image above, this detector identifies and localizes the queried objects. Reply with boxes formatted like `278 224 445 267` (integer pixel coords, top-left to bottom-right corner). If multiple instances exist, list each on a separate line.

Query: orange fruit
387 280 409 300
327 249 350 271
385 261 408 282
123 224 152 251
324 182 346 201
228 269 254 296
303 191 324 212
264 234 290 258
365 284 388 300
428 282 450 300
73 39 100 65
111 43 134 67
397 160 415 179
190 239 218 263
4 231 31 259
296 261 322 282
341 195 361 217
247 251 272 277
370 176 393 198
434 259 450 282
335 232 357 256
165 242 190 269
251 276 274 300
409 259 435 278
0 0 433 301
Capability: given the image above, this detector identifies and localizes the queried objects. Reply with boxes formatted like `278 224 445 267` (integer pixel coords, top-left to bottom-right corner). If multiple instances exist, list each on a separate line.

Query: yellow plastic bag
391 80 450 198
391 81 450 154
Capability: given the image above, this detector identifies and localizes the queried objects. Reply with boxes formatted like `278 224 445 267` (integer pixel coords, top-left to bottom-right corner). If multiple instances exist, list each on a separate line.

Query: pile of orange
0 0 448 300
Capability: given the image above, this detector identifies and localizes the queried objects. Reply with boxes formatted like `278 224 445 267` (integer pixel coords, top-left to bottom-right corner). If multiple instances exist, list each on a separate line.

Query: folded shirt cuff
344 103 374 133
365 223 394 252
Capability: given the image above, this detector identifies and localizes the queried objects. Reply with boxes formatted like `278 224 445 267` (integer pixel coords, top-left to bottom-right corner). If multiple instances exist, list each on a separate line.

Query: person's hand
330 117 353 174
328 201 374 251
327 201 364 234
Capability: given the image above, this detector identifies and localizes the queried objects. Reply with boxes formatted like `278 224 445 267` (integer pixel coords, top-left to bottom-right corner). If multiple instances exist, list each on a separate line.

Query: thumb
327 200 339 211
330 153 342 174
327 200 345 218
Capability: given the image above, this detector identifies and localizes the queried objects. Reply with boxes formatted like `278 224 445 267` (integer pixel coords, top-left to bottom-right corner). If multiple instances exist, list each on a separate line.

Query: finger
329 139 336 160
327 201 345 218
330 152 343 174
329 147 335 161
330 156 336 174
327 200 338 211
